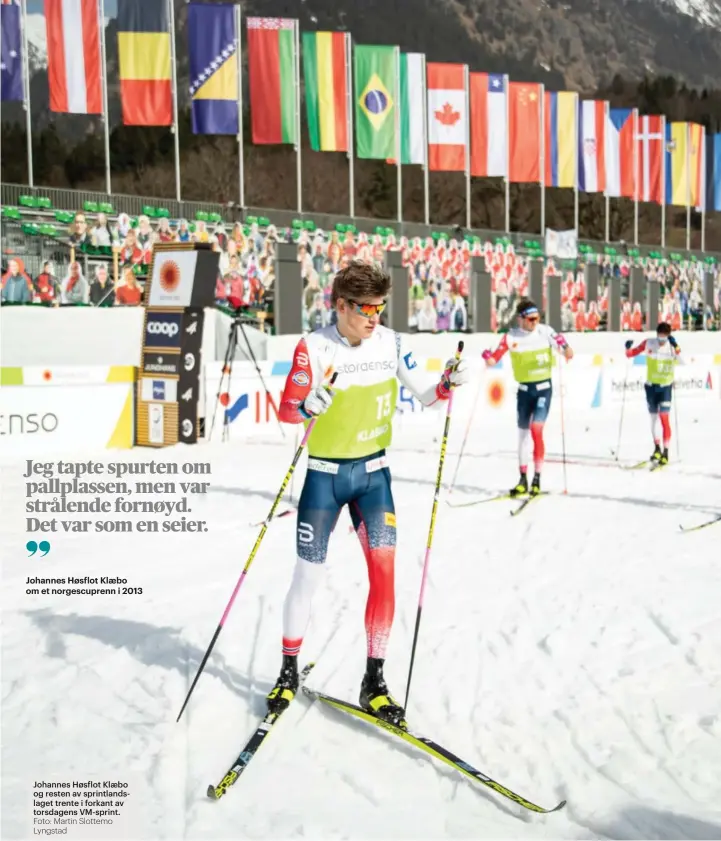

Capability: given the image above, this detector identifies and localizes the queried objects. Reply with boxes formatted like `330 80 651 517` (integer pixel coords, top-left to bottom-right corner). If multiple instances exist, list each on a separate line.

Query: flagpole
633 108 639 246
464 64 471 229
167 0 181 201
422 54 429 225
504 75 510 233
661 115 666 250
98 0 111 194
346 33 355 218
237 6 245 208
573 93 579 236
294 20 302 213
700 125 706 253
395 46 402 224
685 122 691 252
540 83 545 237
604 195 610 242
19 0 33 187
604 101 610 242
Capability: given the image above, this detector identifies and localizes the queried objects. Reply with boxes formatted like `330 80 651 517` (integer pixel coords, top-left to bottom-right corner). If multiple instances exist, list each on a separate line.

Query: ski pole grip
456 340 464 356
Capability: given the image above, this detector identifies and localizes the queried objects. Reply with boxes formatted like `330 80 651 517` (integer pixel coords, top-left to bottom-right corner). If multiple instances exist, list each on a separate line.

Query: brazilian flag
354 45 399 160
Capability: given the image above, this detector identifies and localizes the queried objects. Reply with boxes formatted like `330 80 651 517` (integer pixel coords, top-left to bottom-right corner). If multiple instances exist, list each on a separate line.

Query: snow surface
2 388 721 840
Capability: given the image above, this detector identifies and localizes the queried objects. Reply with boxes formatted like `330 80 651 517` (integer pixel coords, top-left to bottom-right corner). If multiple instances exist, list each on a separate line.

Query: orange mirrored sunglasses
348 299 387 318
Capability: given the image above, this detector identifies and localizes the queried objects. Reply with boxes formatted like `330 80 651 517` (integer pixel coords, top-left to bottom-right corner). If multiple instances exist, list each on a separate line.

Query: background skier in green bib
624 321 681 465
482 298 574 497
269 261 469 727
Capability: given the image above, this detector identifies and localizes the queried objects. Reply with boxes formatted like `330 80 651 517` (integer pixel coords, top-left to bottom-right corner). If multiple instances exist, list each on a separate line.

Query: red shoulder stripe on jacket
488 334 509 364
626 339 647 358
279 338 313 424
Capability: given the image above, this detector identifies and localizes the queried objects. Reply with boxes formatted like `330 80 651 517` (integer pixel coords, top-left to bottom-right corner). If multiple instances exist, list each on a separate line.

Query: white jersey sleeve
540 323 570 353
394 333 447 407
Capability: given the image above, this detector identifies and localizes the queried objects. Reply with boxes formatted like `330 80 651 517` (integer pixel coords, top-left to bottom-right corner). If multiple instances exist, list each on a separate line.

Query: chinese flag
508 82 542 183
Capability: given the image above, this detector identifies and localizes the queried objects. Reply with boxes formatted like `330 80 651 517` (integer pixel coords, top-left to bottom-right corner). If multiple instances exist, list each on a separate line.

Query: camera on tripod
208 299 286 443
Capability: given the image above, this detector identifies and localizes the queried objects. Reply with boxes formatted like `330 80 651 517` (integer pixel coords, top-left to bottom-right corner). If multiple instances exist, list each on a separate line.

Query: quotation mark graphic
27 541 51 557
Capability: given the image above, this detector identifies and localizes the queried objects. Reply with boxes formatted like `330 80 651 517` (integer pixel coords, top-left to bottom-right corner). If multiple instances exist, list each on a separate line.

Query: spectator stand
1 184 719 330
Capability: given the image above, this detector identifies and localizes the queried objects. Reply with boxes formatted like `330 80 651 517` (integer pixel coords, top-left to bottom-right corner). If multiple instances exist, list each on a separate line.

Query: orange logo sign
159 259 181 292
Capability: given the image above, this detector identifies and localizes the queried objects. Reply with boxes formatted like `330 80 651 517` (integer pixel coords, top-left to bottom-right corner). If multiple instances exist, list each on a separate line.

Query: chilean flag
469 72 506 178
577 100 606 193
605 108 636 199
45 0 102 114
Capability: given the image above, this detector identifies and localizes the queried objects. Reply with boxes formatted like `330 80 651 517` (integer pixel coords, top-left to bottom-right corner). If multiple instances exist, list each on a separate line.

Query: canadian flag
427 62 468 172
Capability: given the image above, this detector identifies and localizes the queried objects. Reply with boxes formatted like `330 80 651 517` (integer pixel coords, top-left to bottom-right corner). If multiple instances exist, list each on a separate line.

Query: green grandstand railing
2 181 720 264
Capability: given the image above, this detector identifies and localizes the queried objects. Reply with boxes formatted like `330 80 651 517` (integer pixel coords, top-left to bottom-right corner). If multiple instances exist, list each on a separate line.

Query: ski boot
659 447 669 466
651 443 662 464
266 654 299 715
359 657 407 729
509 473 529 498
530 473 541 496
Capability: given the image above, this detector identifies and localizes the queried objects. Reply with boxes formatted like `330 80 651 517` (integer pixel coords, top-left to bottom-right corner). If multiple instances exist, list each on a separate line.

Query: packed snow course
2 389 720 840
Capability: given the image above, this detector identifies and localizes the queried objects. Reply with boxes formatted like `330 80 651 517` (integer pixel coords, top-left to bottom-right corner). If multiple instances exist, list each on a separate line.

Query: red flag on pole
45 0 102 114
508 81 542 183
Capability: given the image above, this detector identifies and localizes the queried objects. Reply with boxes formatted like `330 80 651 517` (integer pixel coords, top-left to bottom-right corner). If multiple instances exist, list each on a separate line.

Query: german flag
117 0 172 126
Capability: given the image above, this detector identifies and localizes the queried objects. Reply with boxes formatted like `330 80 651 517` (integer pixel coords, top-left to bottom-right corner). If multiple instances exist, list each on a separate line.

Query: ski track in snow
2 396 721 839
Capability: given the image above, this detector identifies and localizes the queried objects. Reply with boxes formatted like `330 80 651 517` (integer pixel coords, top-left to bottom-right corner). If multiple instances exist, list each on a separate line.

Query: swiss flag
427 62 467 172
508 82 542 183
637 115 664 204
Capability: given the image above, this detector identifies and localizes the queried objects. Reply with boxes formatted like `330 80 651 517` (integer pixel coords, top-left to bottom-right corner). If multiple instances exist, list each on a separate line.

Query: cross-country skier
482 298 573 497
624 321 681 465
267 261 469 726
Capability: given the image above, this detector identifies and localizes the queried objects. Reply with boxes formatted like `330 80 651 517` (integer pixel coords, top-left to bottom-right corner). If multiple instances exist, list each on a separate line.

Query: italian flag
400 53 426 165
247 17 298 145
302 31 349 153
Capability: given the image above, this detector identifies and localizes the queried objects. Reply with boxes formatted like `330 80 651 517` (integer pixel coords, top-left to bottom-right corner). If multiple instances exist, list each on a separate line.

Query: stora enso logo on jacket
334 359 395 374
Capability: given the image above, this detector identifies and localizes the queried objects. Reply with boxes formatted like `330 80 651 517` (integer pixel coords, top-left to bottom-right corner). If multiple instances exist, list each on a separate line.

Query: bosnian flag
45 0 102 114
605 108 636 199
577 100 606 193
469 72 506 177
427 62 468 172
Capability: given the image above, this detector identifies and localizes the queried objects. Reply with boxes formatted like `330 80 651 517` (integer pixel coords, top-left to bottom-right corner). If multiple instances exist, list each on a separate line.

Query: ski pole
558 357 568 495
614 354 630 461
288 423 300 505
672 381 680 461
404 342 463 712
176 373 337 723
449 365 483 494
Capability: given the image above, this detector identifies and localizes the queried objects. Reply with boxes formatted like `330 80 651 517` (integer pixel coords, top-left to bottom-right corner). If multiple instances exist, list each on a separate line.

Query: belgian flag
117 0 172 126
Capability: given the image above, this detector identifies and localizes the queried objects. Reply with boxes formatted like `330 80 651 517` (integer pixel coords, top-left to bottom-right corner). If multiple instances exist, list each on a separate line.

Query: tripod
209 312 286 443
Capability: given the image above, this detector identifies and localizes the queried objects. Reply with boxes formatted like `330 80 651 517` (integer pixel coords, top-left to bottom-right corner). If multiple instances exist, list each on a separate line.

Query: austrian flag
427 62 468 172
45 0 102 114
